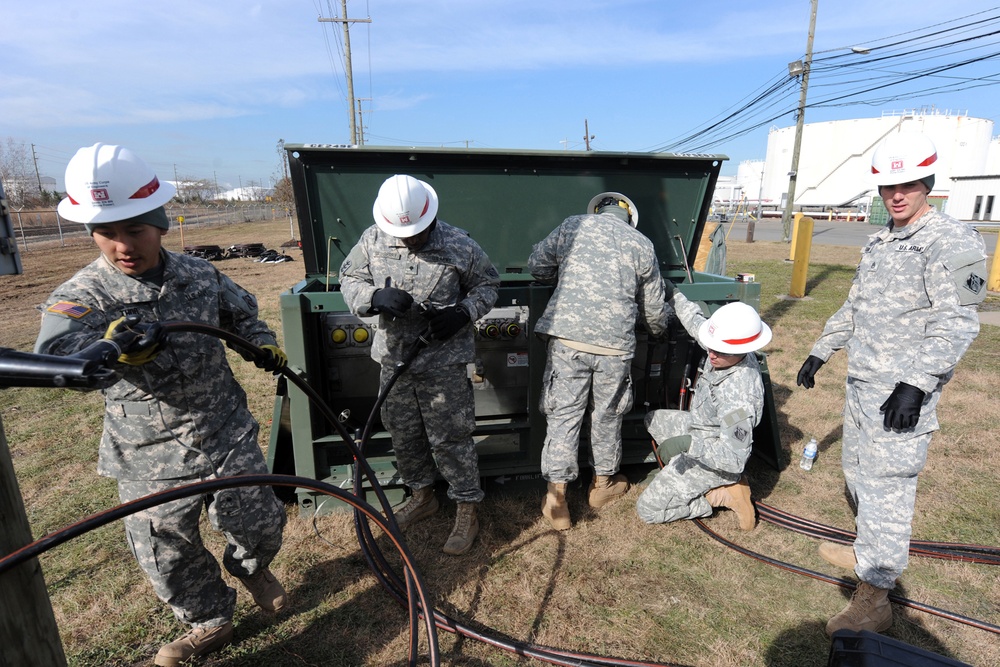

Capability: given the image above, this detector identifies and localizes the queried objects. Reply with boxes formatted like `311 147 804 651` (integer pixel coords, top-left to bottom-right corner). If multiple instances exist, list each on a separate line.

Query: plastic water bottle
799 438 818 471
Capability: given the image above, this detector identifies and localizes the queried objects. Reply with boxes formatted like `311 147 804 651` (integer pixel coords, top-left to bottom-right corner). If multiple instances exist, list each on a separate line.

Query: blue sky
4 1 1000 192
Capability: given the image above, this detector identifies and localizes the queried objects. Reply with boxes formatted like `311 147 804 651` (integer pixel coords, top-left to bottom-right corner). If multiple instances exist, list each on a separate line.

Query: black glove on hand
371 286 414 318
796 355 825 389
254 344 288 374
880 382 925 431
104 316 166 365
663 279 676 300
426 305 470 341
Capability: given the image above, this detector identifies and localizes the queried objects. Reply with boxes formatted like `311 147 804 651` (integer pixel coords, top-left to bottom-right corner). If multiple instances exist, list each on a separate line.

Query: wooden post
0 414 67 666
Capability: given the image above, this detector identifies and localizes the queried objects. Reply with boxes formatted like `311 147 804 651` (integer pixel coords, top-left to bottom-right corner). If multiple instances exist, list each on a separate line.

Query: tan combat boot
238 567 287 612
588 473 630 508
442 502 479 555
393 486 439 529
704 476 756 531
819 542 858 570
541 482 571 530
154 622 234 666
826 581 893 637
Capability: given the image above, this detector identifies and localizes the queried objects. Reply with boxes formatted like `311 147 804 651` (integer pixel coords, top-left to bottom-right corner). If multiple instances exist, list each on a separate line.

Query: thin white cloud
3 0 995 186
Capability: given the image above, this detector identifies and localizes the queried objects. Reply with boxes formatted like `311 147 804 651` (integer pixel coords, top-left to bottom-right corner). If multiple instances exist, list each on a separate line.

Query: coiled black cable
142 321 441 667
3 321 686 667
642 437 1000 636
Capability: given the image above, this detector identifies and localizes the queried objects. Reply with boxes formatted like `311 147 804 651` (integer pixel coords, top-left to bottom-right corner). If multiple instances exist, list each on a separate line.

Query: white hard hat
870 132 938 187
57 143 176 224
588 191 638 227
697 301 772 354
372 174 439 238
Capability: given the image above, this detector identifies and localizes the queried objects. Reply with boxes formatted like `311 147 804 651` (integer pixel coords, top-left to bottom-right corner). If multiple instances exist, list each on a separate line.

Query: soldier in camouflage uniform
797 132 988 637
528 192 669 530
339 174 499 556
34 144 288 667
636 291 771 531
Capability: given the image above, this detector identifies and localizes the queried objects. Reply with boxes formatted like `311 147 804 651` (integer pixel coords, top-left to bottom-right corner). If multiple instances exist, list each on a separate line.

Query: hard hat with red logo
870 132 938 189
372 174 439 238
697 301 772 354
58 143 176 226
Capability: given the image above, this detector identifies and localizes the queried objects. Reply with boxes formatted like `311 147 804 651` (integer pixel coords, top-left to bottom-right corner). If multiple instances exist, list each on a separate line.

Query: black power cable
3 322 687 667
691 516 1000 636
122 321 441 667
641 435 1000 637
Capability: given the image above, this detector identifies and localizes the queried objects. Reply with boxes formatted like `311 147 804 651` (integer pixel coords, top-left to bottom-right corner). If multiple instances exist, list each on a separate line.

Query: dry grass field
1 220 998 667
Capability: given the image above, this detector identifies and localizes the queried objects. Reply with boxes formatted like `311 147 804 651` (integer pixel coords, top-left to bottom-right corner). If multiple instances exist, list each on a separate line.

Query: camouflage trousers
117 428 286 628
539 339 633 483
635 409 740 524
842 377 938 589
381 363 484 503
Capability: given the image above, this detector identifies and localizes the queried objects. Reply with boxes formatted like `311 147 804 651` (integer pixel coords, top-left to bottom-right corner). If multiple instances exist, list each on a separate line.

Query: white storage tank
761 109 994 211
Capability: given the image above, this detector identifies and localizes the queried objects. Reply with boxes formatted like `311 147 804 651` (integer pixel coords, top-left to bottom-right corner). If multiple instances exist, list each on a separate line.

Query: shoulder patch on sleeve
721 406 751 429
944 249 988 306
46 301 92 318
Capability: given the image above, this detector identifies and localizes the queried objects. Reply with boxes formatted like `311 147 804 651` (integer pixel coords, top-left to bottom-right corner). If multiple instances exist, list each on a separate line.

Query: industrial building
718 108 1000 222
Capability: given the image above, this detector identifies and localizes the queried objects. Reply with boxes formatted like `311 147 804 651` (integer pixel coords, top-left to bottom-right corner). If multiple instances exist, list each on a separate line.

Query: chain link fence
8 202 296 251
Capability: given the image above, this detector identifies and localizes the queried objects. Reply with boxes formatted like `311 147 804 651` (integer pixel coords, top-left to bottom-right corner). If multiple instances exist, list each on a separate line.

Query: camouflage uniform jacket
672 291 764 474
339 220 500 373
35 250 277 481
809 209 988 393
528 212 668 353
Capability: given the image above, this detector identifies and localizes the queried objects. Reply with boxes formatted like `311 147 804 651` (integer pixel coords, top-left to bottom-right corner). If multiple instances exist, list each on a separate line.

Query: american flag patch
47 301 92 318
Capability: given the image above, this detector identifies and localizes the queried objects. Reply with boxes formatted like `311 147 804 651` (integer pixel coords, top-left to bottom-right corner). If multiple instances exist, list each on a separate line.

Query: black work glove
880 382 925 431
663 278 676 300
426 305 470 341
371 286 414 318
104 316 166 365
796 355 825 389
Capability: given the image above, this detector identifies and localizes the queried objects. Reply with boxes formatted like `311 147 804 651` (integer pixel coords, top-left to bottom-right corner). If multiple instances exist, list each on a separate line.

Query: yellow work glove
103 316 165 366
254 344 288 374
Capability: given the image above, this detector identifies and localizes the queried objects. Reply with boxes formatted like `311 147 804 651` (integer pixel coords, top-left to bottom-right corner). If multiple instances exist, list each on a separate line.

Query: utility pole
780 0 818 243
30 144 43 197
355 98 371 146
584 119 595 151
319 2 372 146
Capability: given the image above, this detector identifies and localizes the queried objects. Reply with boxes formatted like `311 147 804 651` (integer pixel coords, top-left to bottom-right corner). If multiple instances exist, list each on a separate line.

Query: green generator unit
268 145 781 514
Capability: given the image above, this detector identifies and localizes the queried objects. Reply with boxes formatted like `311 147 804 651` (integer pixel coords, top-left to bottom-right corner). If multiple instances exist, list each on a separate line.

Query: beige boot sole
819 542 858 570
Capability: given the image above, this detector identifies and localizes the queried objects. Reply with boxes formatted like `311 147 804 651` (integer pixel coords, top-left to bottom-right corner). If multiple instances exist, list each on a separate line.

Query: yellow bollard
788 212 803 261
789 216 814 298
988 247 1000 293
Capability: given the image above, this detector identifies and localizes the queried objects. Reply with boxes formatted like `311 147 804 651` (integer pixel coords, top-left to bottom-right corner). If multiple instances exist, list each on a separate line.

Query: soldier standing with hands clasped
339 174 500 555
797 132 988 636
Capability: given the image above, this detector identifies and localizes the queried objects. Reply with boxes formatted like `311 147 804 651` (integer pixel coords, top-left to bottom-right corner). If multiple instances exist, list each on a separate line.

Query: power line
657 8 1000 155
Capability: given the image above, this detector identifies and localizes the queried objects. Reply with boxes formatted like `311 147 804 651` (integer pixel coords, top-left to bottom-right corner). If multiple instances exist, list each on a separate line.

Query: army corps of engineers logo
90 187 113 206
